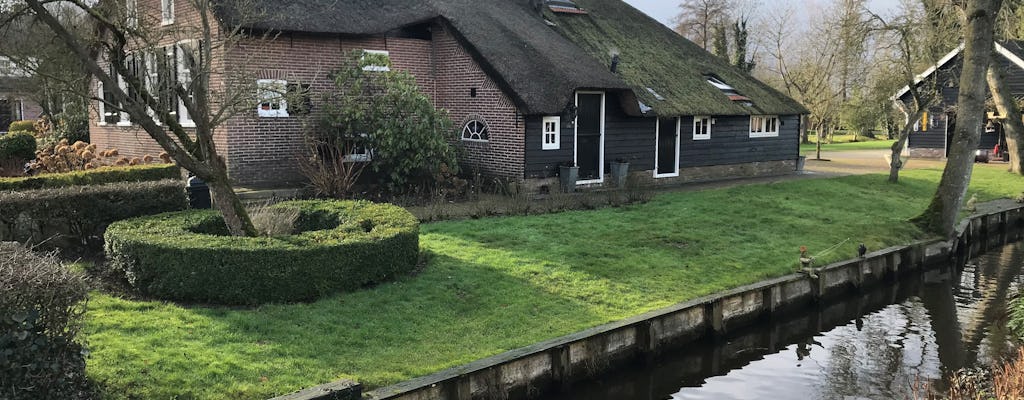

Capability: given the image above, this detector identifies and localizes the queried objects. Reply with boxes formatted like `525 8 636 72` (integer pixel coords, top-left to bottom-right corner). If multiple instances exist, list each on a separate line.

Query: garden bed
83 165 1024 399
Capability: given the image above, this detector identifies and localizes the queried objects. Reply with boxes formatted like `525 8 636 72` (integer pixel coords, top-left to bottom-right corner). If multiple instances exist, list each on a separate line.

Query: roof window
546 0 587 14
706 75 751 103
645 87 665 101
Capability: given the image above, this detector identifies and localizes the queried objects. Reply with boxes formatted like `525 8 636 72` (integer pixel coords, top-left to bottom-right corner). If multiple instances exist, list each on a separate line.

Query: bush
7 120 37 134
0 132 37 161
0 163 180 191
0 243 90 399
105 200 420 304
0 179 188 253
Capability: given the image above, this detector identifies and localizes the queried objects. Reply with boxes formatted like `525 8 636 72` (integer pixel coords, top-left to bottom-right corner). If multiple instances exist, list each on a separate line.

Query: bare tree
8 0 264 236
987 57 1024 173
913 0 1003 237
674 0 732 49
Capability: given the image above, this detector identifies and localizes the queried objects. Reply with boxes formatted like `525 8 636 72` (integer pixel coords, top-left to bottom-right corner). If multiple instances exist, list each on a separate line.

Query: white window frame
749 115 779 138
96 81 107 126
176 41 195 127
161 0 174 25
693 116 712 140
126 0 138 28
542 116 560 150
116 64 131 126
257 79 289 118
361 50 390 72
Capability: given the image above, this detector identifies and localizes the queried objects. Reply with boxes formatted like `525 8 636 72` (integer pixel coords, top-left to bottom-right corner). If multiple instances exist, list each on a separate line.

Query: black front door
576 93 603 181
657 118 677 175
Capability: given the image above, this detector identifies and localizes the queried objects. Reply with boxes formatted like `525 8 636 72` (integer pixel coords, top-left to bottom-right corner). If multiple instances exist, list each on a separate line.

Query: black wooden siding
901 52 1024 151
523 93 800 179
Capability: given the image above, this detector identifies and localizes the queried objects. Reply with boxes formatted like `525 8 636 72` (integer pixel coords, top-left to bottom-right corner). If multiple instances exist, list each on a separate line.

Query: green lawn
83 166 1024 399
800 135 896 154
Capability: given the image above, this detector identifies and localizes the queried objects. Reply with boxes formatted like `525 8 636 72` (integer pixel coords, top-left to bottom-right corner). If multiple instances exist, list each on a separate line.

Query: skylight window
546 0 587 14
706 75 753 104
645 87 665 101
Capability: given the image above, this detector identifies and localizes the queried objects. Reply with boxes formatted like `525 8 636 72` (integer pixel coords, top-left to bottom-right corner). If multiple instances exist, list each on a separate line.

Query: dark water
554 241 1024 400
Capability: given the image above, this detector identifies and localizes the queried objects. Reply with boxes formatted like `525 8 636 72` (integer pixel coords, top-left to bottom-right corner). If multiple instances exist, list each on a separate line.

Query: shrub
105 200 420 304
0 179 188 253
0 243 90 399
0 163 180 191
28 139 172 174
7 120 37 134
0 132 37 161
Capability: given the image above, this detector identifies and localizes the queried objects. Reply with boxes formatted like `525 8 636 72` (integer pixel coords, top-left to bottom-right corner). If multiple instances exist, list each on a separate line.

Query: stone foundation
521 159 797 194
909 148 945 159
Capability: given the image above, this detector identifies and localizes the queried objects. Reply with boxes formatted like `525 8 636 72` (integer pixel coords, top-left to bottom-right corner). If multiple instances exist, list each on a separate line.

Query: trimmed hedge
105 200 420 304
8 120 36 133
0 163 180 191
0 132 37 161
0 179 188 253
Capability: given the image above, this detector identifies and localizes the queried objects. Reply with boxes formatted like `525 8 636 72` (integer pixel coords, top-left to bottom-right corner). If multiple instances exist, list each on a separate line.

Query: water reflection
549 241 1024 400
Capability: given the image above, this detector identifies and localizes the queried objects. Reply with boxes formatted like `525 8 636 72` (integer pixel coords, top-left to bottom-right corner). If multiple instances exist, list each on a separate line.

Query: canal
553 240 1024 400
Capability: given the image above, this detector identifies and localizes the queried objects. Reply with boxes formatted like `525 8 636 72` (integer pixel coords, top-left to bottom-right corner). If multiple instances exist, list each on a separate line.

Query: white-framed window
749 115 779 138
126 0 138 28
542 116 560 150
361 50 390 72
461 117 489 142
161 0 174 24
176 41 196 127
257 79 288 118
693 116 712 140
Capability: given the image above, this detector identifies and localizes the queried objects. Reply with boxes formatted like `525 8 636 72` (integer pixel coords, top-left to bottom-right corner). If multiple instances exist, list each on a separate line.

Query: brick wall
89 0 229 164
432 24 525 180
222 23 525 186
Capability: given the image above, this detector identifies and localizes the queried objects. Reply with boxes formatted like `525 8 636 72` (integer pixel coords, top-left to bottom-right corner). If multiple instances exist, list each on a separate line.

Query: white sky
623 0 904 27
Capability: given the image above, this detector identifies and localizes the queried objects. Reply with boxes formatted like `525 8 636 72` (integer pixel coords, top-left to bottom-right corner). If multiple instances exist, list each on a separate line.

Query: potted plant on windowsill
609 158 629 188
558 162 578 193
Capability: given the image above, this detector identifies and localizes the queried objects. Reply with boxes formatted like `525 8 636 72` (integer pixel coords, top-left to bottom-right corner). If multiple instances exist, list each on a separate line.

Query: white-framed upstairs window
257 79 288 118
361 50 391 72
693 116 712 140
542 116 560 150
126 0 138 28
161 0 174 25
749 115 779 138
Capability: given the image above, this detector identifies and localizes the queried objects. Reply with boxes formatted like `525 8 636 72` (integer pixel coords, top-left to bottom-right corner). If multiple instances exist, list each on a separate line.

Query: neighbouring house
893 41 1024 160
91 0 808 189
0 57 43 133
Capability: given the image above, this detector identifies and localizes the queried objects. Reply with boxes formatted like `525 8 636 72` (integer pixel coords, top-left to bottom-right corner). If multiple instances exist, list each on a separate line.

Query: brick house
91 0 808 189
893 41 1024 159
0 57 43 133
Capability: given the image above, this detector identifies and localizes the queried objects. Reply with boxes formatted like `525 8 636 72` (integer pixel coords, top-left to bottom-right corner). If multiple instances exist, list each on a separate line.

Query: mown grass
800 134 896 153
83 166 1024 399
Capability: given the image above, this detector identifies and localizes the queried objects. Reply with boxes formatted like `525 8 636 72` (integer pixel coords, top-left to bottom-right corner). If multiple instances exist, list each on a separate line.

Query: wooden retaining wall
271 203 1024 400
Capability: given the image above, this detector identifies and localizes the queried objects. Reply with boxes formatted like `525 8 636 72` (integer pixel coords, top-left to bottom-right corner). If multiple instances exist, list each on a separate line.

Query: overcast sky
623 0 904 27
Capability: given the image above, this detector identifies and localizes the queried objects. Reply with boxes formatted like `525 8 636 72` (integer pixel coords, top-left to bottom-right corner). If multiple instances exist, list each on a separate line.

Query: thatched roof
213 0 806 116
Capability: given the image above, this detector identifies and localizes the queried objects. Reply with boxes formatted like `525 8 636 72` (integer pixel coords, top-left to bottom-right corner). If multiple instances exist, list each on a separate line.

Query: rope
813 238 851 258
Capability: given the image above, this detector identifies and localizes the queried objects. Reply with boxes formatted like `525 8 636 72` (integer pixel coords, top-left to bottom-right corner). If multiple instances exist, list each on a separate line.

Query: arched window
461 117 490 142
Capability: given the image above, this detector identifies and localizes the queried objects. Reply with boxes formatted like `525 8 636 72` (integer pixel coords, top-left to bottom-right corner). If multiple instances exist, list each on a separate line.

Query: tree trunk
800 114 810 144
208 174 257 237
890 108 927 183
986 60 1024 174
815 122 823 160
913 0 1002 237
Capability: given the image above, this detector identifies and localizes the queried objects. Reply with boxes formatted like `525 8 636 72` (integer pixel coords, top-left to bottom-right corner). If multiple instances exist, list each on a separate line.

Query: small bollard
187 176 212 209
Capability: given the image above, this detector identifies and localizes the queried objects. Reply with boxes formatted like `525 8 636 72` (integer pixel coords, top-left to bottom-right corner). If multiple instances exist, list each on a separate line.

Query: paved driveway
804 149 947 176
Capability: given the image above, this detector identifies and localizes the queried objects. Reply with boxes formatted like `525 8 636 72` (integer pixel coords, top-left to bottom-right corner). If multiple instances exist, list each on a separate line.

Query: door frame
574 90 606 185
654 117 681 178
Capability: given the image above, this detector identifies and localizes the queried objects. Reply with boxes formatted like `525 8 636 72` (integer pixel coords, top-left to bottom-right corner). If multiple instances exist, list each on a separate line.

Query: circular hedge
104 200 419 304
